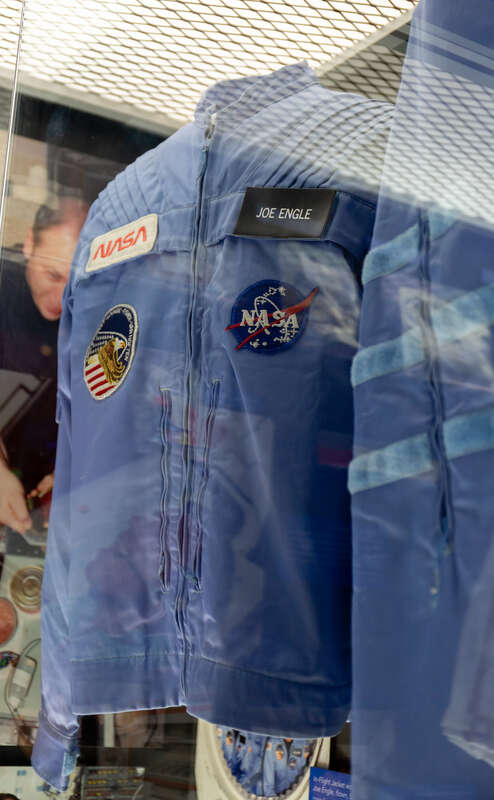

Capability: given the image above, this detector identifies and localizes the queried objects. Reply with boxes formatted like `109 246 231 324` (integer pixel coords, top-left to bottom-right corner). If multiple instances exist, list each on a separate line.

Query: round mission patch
84 304 138 400
226 279 319 353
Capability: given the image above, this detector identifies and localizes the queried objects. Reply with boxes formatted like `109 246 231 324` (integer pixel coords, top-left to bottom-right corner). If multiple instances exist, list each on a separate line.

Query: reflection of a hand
0 462 31 535
16 719 33 751
85 516 164 636
28 472 54 500
26 474 53 533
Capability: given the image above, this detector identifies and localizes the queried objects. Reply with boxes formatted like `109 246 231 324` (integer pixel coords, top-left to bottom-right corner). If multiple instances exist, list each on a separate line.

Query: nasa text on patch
84 304 138 400
86 214 158 273
226 279 318 353
233 187 335 238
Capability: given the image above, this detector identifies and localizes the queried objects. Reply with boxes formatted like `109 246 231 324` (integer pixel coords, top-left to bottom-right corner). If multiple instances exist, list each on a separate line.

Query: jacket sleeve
31 284 80 791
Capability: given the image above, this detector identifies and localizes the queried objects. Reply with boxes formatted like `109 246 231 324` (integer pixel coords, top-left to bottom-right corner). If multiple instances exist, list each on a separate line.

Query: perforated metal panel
3 0 417 130
0 0 23 126
320 22 410 102
0 0 22 60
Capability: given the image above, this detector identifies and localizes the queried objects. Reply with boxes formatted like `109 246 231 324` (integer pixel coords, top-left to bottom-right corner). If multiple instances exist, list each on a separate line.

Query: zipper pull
206 112 216 144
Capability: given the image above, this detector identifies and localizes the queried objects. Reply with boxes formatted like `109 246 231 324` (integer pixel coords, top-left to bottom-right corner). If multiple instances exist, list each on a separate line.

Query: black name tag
233 187 335 238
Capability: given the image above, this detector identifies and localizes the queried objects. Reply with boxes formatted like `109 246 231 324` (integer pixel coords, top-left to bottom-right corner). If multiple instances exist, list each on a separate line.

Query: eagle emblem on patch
226 279 318 353
84 304 138 400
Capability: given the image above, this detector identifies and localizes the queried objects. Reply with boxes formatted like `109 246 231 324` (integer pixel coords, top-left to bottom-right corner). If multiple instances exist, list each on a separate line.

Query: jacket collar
194 61 319 130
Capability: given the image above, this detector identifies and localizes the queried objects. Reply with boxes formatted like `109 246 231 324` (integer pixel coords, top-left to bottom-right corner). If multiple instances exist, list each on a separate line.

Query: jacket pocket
192 379 220 591
159 388 172 591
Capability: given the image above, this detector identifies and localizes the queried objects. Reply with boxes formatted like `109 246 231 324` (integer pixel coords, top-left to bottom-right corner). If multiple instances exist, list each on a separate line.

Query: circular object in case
195 719 330 800
10 566 43 613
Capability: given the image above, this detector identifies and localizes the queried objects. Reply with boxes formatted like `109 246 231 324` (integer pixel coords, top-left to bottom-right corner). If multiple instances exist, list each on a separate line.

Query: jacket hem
70 652 350 738
187 654 350 738
71 649 183 713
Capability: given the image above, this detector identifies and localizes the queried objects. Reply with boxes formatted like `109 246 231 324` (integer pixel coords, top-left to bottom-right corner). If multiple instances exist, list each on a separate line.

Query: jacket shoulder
70 123 201 286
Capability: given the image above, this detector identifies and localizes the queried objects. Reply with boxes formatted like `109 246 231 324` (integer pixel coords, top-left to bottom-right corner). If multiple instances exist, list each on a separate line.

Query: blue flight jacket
31 62 392 790
350 1 494 798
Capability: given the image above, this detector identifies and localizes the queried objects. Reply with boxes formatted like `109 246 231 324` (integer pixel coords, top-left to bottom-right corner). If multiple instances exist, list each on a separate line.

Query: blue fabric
361 206 455 286
350 404 494 495
351 325 425 387
353 280 494 387
31 711 78 792
442 534 494 769
32 62 392 790
349 431 433 494
351 0 494 797
444 405 494 460
362 223 420 285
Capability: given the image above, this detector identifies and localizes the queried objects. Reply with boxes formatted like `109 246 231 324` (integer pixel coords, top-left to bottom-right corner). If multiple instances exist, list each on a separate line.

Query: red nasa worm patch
84 304 138 400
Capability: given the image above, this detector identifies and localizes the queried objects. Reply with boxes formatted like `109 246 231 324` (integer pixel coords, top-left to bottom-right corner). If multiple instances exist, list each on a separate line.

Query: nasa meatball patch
84 304 138 400
226 279 318 353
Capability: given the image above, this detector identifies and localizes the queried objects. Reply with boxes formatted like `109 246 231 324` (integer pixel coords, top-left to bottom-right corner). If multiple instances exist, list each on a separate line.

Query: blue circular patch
84 304 138 400
226 279 318 354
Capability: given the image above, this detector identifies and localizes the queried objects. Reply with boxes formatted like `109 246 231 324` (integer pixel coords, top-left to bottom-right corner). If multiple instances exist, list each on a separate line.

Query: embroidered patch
85 213 158 273
226 279 318 353
84 304 138 400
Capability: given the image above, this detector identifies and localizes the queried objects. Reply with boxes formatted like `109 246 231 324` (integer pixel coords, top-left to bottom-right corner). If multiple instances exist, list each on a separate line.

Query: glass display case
3 2 494 799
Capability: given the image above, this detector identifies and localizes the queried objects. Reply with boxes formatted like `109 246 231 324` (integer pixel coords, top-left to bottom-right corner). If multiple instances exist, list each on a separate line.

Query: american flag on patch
84 357 116 399
83 305 137 400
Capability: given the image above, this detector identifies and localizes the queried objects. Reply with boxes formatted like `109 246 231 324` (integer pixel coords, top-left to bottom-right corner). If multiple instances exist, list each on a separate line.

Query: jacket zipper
176 112 216 694
192 378 220 591
158 388 172 591
418 210 454 599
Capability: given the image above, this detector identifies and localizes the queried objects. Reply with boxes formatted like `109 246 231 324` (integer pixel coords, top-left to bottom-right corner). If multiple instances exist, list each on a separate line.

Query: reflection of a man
0 199 88 534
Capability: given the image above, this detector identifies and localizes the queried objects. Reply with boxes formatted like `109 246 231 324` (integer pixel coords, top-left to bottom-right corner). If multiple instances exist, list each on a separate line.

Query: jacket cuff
31 712 79 791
